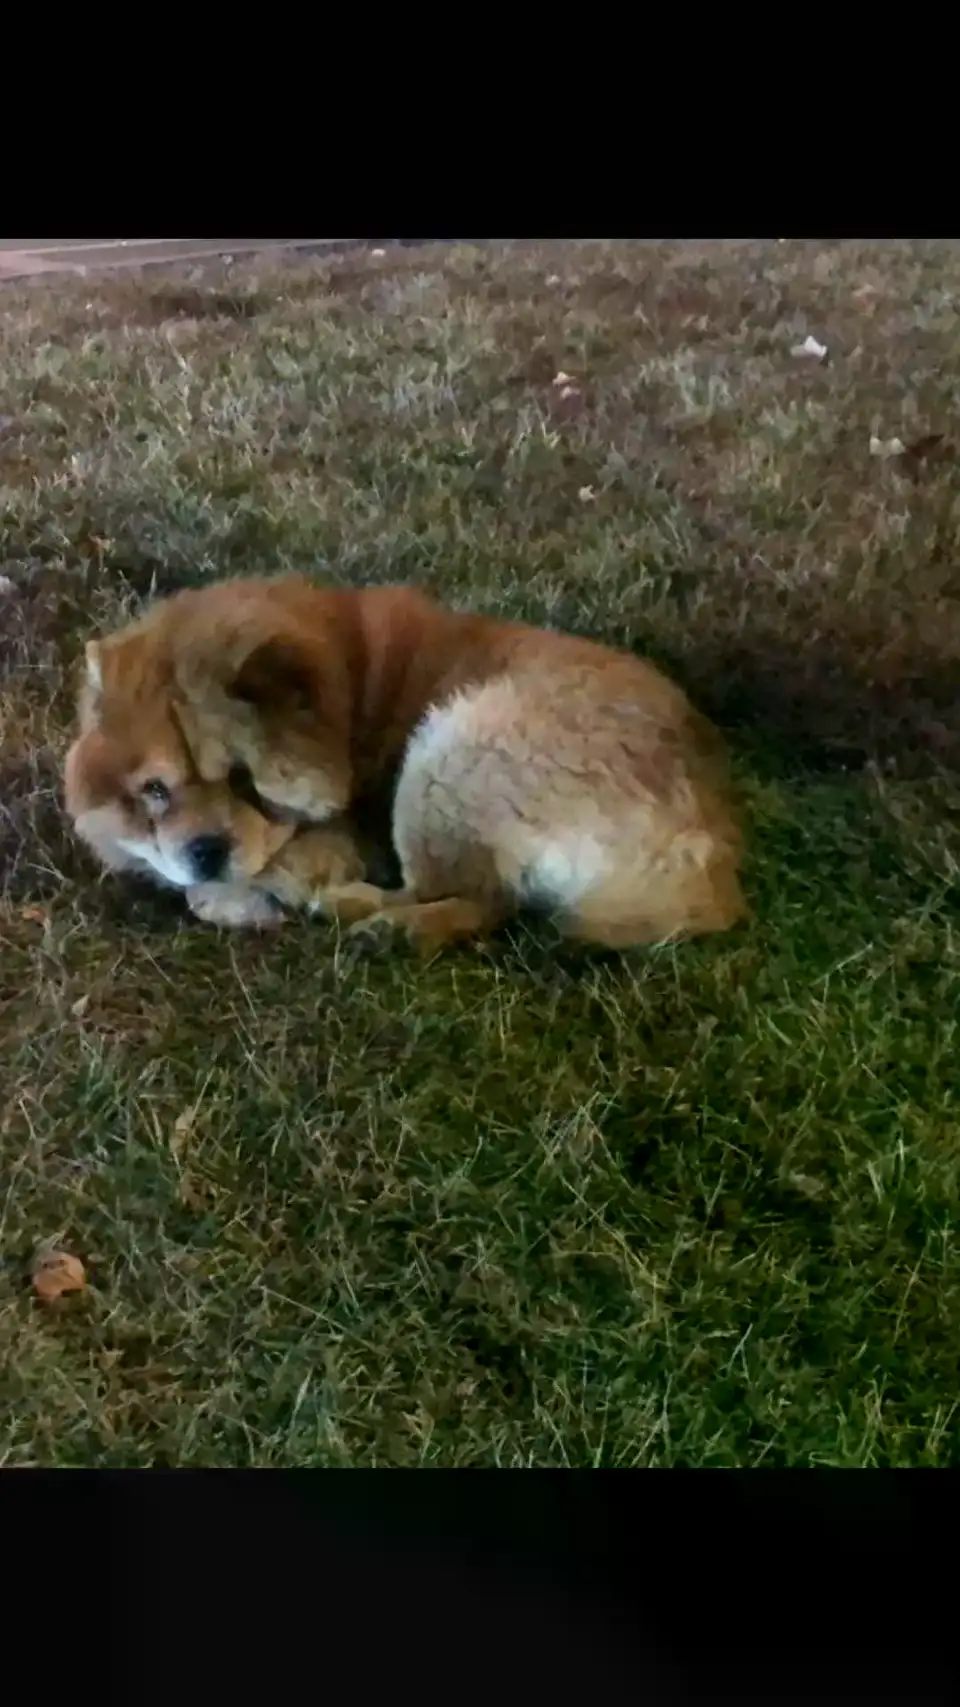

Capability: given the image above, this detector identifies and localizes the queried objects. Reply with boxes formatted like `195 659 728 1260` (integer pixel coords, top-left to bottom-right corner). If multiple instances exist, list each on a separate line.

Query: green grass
2 239 960 1465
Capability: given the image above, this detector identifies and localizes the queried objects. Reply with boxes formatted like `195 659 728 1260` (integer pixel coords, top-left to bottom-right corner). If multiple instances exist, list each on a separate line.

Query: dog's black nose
186 833 231 882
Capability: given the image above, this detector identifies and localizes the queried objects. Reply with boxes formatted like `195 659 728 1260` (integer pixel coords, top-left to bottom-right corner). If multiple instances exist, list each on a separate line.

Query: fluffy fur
66 575 746 952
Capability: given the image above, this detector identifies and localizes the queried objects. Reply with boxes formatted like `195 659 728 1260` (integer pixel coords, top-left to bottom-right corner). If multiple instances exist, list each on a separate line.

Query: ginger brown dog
66 575 746 953
64 626 370 928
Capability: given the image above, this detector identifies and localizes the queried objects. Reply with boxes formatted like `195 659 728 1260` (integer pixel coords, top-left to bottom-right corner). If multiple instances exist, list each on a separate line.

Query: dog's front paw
187 882 284 930
343 910 400 953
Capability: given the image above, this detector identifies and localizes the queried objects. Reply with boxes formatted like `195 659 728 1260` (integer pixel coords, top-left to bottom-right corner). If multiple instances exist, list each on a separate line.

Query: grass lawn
2 239 960 1466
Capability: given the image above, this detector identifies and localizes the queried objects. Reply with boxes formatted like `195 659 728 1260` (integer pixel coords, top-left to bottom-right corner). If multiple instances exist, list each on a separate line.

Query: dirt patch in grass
2 239 960 1466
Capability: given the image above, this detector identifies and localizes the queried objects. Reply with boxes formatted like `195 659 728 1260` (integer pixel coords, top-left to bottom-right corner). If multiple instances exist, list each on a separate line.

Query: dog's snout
186 833 231 882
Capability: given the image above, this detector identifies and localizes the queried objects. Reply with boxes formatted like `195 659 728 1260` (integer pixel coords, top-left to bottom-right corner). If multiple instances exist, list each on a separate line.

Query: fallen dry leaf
852 283 879 311
77 533 114 558
171 1104 198 1157
32 1250 86 1302
548 376 587 423
170 1106 205 1197
900 433 951 477
18 905 49 925
71 993 91 1018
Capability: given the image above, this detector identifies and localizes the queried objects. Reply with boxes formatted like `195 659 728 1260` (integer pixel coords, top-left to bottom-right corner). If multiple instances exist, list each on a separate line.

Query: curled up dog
64 576 747 955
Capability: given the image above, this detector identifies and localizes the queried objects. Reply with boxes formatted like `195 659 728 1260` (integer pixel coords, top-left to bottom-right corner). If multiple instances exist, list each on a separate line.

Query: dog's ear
229 637 317 716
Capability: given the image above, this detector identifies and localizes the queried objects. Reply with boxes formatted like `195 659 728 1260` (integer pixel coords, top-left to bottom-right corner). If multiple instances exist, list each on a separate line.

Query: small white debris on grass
790 334 829 361
869 434 906 458
0 574 16 595
578 485 596 502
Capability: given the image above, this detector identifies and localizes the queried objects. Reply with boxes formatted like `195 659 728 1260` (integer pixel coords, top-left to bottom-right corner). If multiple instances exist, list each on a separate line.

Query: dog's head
65 626 297 888
67 576 360 876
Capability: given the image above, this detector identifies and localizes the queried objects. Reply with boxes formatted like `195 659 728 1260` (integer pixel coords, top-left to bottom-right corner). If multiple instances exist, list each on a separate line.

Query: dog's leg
556 853 747 949
315 880 410 921
187 825 372 930
345 893 505 955
273 878 499 955
187 882 284 929
252 824 369 913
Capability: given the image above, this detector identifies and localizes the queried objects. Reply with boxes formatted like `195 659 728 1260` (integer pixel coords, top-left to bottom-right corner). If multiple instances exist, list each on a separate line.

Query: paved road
0 238 350 279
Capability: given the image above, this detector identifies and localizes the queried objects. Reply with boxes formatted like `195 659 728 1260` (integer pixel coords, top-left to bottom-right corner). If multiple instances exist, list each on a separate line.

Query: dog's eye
141 779 171 806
